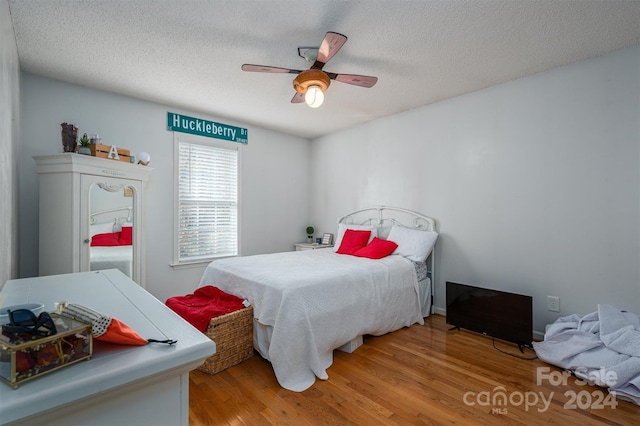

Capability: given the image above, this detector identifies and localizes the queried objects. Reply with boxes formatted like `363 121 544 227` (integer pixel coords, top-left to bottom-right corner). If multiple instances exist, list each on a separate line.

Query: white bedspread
199 248 423 391
90 246 132 277
533 304 640 405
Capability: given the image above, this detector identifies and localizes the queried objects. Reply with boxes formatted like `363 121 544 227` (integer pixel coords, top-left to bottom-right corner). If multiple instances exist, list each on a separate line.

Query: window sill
169 256 237 270
169 260 211 270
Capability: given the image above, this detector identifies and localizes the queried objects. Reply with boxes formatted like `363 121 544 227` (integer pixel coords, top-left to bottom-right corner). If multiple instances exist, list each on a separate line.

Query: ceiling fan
241 32 378 108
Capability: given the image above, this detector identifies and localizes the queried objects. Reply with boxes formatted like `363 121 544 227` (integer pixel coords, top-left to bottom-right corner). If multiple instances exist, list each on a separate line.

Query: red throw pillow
119 226 133 245
336 229 371 255
91 232 121 246
354 237 399 259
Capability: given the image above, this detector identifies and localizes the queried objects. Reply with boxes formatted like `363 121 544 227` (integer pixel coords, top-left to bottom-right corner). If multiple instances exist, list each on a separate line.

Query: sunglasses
2 309 58 337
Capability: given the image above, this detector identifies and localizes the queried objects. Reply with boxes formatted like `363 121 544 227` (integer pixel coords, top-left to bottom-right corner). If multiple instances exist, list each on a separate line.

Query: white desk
0 269 215 426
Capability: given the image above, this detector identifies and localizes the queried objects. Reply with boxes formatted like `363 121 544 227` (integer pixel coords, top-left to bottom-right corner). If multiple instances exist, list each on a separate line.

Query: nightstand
294 243 333 251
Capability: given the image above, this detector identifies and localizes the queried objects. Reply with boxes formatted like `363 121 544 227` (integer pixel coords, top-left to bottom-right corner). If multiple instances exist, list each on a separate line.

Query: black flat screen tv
446 281 533 349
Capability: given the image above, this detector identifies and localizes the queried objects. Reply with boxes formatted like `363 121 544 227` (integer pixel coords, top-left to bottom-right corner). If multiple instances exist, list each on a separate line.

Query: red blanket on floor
166 286 246 332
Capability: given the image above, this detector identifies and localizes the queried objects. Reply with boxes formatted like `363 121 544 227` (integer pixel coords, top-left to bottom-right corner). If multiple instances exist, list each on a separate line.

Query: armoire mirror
88 181 136 279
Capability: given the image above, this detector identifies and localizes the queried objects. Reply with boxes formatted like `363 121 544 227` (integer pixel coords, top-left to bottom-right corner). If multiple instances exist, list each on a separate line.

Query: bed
90 245 133 277
198 206 438 391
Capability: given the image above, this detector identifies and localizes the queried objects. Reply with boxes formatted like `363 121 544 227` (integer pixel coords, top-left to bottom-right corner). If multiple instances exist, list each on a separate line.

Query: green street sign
167 112 248 144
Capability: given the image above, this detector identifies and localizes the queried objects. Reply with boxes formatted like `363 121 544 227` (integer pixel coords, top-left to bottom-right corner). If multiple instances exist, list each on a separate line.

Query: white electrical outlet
547 296 560 312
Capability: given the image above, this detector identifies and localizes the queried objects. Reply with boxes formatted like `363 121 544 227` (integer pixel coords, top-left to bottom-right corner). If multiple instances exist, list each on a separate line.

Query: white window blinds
177 141 238 262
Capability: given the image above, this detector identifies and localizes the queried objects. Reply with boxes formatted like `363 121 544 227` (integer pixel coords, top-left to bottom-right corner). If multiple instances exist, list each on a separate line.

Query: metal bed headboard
338 205 436 232
89 206 133 225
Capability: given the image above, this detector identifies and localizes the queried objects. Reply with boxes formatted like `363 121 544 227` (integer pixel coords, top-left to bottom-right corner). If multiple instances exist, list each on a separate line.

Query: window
175 136 239 264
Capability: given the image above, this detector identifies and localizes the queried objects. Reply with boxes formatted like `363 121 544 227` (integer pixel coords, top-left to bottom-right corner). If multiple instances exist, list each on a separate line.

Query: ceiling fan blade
312 32 347 69
291 92 305 103
327 73 378 88
241 64 302 74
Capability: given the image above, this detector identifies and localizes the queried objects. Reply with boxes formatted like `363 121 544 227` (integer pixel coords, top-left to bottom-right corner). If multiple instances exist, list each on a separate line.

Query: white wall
310 46 640 335
0 0 20 286
19 73 310 302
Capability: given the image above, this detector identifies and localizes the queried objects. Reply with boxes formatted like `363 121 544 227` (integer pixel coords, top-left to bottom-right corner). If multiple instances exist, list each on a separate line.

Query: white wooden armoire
34 154 152 287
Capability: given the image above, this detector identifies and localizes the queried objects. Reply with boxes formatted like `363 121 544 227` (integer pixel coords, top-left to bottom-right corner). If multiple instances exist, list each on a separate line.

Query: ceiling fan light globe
305 85 324 108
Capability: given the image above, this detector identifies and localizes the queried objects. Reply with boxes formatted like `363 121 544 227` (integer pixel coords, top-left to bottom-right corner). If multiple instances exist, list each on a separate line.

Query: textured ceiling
8 0 640 139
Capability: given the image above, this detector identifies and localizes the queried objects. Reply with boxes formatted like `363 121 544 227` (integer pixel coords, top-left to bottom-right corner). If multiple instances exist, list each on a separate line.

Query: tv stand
448 325 460 331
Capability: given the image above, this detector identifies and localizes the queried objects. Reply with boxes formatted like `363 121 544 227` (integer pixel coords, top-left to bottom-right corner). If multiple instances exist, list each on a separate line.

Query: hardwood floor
189 315 640 425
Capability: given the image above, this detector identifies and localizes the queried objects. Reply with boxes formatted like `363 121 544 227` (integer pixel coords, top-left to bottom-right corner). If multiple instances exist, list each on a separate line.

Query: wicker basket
197 306 254 375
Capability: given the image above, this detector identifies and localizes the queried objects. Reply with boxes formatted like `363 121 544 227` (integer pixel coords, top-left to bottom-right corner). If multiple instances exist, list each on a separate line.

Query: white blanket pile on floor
199 249 423 392
533 304 640 405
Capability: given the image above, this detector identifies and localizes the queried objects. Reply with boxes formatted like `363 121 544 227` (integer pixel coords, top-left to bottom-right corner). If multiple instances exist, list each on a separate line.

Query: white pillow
377 226 392 240
333 223 378 252
90 222 115 237
386 225 438 262
114 221 133 232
